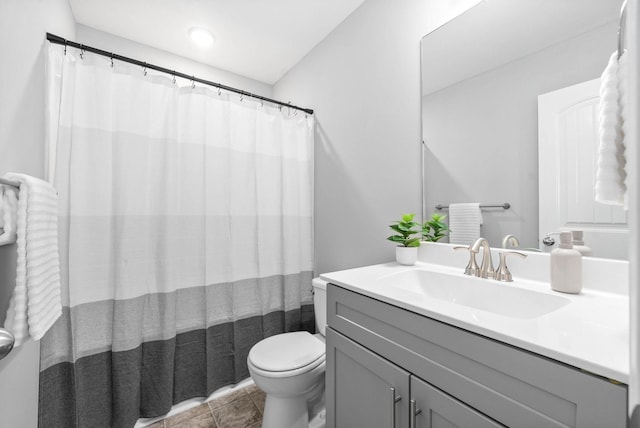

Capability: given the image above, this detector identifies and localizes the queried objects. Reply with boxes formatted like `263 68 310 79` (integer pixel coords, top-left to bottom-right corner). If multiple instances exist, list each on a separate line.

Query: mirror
421 0 626 258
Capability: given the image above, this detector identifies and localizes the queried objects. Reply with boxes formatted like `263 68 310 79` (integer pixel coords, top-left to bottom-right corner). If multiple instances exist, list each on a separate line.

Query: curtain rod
46 33 314 115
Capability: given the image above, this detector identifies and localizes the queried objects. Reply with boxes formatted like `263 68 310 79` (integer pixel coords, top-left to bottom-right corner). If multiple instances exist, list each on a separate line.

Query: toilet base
262 395 308 428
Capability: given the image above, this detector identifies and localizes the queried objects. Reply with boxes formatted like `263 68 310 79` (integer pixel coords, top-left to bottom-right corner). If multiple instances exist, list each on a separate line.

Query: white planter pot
396 246 418 265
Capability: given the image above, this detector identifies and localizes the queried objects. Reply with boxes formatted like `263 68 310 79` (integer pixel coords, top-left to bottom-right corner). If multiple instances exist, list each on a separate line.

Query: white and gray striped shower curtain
40 44 314 427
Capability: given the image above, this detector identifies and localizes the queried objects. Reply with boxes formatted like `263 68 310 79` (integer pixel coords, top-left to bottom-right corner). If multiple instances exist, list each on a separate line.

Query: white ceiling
69 0 366 85
421 0 621 95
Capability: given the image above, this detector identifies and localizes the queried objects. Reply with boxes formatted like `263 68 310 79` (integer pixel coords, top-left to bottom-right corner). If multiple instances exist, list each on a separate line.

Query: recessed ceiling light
188 27 214 47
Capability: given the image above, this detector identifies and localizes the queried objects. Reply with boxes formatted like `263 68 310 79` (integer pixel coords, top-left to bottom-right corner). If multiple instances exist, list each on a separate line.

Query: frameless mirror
420 0 626 259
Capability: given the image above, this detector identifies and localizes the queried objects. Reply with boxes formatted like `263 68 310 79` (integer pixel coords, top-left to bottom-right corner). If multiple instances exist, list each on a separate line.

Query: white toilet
247 278 327 428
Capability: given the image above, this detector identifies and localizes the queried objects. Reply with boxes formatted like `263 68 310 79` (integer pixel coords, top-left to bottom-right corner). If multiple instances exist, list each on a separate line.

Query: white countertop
321 260 629 383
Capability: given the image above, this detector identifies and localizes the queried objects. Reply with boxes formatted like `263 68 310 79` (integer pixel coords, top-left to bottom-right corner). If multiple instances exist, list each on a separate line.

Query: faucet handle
454 246 480 276
495 251 527 282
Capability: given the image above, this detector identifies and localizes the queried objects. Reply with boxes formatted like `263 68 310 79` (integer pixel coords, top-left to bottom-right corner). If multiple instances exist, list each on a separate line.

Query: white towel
595 51 628 208
0 186 18 245
448 203 483 246
3 173 62 346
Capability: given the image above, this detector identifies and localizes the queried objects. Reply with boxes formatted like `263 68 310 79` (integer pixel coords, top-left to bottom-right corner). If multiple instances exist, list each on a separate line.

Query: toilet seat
248 331 326 377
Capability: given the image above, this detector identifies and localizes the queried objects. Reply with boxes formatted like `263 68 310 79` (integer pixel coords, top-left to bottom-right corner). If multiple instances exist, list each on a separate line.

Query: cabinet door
326 328 410 428
410 376 503 428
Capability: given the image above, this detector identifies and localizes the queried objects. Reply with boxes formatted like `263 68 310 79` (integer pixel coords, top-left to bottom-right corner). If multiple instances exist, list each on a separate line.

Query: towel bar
435 203 510 210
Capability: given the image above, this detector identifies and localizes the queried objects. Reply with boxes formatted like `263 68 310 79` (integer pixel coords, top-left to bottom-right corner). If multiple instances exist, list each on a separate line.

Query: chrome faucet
501 234 520 249
454 245 480 276
495 251 527 282
455 239 526 281
470 238 495 279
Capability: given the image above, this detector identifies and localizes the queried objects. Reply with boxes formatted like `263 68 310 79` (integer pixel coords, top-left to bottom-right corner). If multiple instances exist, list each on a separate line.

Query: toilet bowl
247 278 327 428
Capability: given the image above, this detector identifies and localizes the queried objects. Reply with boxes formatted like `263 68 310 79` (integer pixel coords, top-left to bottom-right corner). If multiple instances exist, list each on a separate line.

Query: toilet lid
249 331 325 372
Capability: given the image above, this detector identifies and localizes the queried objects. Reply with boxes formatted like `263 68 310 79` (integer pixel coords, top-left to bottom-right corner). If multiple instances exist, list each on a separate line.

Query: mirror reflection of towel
448 203 482 246
595 51 628 208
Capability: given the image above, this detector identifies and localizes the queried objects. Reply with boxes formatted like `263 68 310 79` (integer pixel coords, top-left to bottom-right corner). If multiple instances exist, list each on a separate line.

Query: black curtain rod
46 33 314 115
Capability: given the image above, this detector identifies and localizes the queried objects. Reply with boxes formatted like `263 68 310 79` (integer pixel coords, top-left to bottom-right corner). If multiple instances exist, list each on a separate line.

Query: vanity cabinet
326 284 627 428
327 328 410 428
410 373 504 428
328 328 503 428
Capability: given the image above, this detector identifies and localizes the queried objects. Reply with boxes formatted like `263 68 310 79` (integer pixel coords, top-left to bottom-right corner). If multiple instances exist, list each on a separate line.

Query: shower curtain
39 44 314 427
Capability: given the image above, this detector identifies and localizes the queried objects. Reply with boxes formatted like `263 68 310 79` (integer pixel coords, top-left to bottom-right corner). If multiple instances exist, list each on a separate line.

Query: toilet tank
312 278 328 336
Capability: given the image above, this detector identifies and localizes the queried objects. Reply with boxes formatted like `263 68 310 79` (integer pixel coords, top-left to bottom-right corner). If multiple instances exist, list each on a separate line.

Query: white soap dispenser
570 229 593 256
550 231 582 294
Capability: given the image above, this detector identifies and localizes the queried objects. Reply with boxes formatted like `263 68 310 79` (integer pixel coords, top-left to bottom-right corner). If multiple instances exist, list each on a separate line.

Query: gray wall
273 0 481 275
0 1 75 426
422 22 617 248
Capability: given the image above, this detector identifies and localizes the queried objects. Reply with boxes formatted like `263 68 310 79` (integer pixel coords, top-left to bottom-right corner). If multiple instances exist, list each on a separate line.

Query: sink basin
377 269 570 319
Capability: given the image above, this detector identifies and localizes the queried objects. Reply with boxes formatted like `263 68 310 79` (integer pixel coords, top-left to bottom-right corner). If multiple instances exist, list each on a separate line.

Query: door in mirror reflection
538 79 628 259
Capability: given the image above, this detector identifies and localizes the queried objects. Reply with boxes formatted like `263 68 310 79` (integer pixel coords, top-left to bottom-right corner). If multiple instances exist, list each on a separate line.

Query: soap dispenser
550 231 582 294
570 229 593 256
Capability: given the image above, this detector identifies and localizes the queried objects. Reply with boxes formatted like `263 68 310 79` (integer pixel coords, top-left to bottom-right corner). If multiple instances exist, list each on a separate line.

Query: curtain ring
172 71 176 84
110 54 114 68
240 93 244 102
217 87 222 96
260 99 264 108
79 44 84 59
63 41 67 56
143 62 147 76
191 76 195 89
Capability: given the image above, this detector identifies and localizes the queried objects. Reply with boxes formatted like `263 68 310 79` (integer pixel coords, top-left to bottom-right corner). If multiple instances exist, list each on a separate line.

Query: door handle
410 399 422 428
390 387 401 428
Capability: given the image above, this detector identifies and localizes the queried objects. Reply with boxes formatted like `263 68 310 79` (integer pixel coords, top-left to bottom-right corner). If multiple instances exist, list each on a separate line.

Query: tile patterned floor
147 384 266 428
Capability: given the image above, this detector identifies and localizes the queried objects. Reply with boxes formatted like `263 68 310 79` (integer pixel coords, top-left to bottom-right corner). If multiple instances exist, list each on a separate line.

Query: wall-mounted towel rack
618 0 628 59
435 203 510 210
0 178 20 189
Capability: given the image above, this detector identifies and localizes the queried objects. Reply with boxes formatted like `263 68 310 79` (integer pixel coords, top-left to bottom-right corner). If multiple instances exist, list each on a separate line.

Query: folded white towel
448 203 483 246
595 51 628 208
0 186 18 245
618 51 629 209
3 173 61 346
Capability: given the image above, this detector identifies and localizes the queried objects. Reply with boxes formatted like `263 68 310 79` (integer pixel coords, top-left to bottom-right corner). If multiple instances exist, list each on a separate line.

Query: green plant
387 214 421 247
422 213 449 242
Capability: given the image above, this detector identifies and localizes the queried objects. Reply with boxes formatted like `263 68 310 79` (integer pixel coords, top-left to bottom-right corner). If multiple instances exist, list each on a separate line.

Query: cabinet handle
390 387 401 428
410 399 422 428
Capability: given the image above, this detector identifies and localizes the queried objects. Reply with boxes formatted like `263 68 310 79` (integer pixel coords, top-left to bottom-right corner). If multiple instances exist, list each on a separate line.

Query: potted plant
422 213 449 242
387 213 421 265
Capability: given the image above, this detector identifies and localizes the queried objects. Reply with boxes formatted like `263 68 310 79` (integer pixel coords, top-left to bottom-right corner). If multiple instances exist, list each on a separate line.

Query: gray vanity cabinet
327 327 503 428
326 328 410 428
326 283 628 428
410 376 503 428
